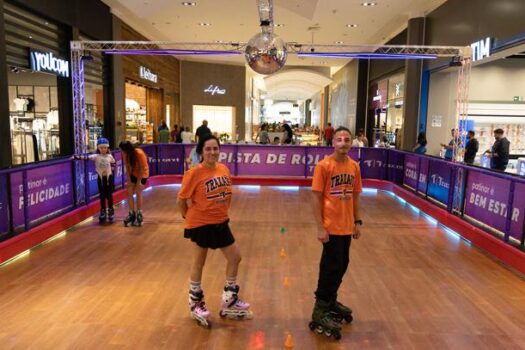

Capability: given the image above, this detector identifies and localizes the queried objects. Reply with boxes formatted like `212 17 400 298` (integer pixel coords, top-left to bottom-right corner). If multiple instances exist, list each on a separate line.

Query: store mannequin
14 97 29 111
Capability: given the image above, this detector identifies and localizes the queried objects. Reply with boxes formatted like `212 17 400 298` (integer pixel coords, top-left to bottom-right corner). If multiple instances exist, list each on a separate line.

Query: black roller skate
189 289 211 328
309 299 342 340
99 209 106 223
123 211 136 227
107 207 114 222
330 300 353 324
134 210 143 226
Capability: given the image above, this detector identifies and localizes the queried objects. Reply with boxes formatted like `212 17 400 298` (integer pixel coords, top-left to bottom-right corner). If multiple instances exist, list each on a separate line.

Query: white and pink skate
189 290 211 328
219 285 253 320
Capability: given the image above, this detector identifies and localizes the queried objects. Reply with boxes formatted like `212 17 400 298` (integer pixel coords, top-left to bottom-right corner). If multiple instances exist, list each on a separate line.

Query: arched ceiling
263 69 332 100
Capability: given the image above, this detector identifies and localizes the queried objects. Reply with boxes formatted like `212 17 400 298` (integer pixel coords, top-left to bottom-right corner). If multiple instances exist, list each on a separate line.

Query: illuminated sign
204 85 226 95
139 66 158 83
470 37 491 62
29 50 69 77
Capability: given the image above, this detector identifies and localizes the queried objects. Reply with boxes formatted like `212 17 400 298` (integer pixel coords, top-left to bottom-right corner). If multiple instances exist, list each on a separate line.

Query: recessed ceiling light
198 22 211 26
28 35 33 39
361 2 377 6
334 41 344 44
274 23 285 27
214 40 223 43
346 24 358 28
181 2 196 5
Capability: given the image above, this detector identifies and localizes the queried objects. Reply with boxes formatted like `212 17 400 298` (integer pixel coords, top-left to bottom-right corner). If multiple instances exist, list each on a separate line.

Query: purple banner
142 145 158 177
427 160 451 204
510 182 525 241
158 144 184 174
10 162 74 228
86 158 99 199
360 148 386 179
307 147 335 177
113 152 124 189
0 173 8 233
403 154 419 189
464 172 511 233
234 145 307 177
387 151 404 185
417 157 429 193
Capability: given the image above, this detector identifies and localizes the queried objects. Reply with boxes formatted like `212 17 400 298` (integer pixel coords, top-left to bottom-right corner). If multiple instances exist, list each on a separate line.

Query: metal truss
71 48 86 205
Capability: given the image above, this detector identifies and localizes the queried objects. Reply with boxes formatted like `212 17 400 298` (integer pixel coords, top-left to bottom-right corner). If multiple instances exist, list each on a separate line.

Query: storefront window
386 73 405 134
125 82 152 144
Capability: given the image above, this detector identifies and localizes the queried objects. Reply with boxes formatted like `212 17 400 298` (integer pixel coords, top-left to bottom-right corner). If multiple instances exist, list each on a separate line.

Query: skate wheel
308 322 316 331
333 332 342 340
219 310 227 318
344 315 353 324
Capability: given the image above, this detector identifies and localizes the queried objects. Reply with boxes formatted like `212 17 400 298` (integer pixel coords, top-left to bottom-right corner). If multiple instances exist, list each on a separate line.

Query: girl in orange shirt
119 141 149 226
177 134 252 328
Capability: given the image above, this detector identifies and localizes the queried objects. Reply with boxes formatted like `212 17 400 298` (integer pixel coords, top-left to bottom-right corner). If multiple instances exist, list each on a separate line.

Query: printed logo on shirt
205 176 232 202
330 173 355 201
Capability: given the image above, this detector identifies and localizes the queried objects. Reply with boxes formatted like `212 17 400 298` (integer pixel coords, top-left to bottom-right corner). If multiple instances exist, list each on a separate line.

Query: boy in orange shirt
177 134 252 328
309 126 363 340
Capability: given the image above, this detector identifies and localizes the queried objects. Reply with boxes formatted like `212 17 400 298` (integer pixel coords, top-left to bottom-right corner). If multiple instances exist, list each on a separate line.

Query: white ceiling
102 0 447 100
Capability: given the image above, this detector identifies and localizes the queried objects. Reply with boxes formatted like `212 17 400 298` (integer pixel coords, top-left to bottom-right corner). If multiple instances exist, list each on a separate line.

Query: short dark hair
196 133 220 155
468 130 475 136
327 122 332 126
494 128 504 135
334 126 352 137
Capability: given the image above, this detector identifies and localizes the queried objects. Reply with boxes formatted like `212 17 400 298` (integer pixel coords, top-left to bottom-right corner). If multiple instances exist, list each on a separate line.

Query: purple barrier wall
142 144 158 177
427 159 452 205
511 182 525 242
387 151 404 185
158 144 185 174
404 154 419 189
10 162 74 230
361 148 387 179
113 152 124 189
418 157 429 193
0 173 8 234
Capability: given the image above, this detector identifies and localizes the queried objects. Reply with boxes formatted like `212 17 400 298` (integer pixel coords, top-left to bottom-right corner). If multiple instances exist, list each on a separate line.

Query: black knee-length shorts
184 219 235 249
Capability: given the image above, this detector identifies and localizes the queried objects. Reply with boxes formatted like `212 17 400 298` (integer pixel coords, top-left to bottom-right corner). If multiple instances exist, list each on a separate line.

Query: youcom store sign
29 50 70 78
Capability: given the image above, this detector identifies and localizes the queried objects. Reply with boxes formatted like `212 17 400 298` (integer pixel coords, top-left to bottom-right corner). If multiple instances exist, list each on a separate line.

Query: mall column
402 16 425 151
0 0 13 167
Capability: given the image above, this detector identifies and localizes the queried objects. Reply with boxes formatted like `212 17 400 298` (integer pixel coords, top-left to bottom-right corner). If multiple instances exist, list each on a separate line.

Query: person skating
177 134 252 328
74 138 116 223
309 126 363 340
119 141 149 226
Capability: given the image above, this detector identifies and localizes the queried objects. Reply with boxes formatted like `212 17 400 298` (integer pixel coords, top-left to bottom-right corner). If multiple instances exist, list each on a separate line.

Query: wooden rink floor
1 185 525 350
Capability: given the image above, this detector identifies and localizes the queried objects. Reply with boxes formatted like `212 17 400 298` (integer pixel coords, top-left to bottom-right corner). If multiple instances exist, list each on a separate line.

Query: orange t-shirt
124 148 149 178
178 163 232 229
312 155 362 235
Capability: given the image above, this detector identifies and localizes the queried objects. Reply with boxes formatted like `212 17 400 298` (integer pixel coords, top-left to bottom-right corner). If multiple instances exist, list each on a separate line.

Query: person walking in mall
463 130 479 165
119 141 149 227
352 131 366 148
170 125 179 143
282 123 294 144
486 128 510 171
177 134 252 328
182 126 193 144
157 121 169 132
441 128 461 161
358 128 369 147
309 126 363 340
324 122 334 146
255 123 270 144
195 120 212 144
412 132 427 154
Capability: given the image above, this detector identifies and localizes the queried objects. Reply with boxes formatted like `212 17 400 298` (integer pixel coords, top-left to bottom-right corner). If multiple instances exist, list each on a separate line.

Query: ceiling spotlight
198 22 211 26
274 23 285 27
214 40 223 43
361 2 377 6
334 41 344 44
346 24 358 28
181 1 196 5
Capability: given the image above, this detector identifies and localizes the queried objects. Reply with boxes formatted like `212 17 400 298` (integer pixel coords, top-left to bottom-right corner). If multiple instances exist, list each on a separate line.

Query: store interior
125 81 153 144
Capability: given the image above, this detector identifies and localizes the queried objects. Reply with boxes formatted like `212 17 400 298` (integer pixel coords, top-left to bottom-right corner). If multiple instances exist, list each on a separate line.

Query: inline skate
134 210 144 226
219 285 253 320
99 209 106 223
189 289 211 328
123 211 135 227
330 300 353 324
107 207 114 222
309 299 342 340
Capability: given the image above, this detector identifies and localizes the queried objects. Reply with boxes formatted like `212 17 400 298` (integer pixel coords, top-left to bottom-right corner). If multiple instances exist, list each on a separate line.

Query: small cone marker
280 248 287 258
284 333 295 348
281 227 286 234
283 276 290 286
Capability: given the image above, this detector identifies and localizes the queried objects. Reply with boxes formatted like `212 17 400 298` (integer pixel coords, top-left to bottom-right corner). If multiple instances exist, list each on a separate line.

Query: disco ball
245 32 287 75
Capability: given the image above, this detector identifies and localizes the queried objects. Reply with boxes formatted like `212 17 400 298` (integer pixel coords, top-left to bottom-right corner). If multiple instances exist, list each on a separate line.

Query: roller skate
219 285 253 320
330 300 353 324
309 299 342 340
134 210 143 226
189 290 211 328
107 207 114 222
123 211 135 227
99 209 106 223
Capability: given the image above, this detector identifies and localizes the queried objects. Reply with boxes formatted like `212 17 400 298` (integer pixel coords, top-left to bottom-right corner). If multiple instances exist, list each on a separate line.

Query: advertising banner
464 171 512 233
0 173 8 233
510 182 525 241
86 158 99 199
417 157 429 193
10 162 74 228
235 146 308 177
387 151 404 185
360 148 387 179
158 144 185 175
113 151 124 189
141 145 158 177
306 147 336 177
403 154 419 189
427 160 451 204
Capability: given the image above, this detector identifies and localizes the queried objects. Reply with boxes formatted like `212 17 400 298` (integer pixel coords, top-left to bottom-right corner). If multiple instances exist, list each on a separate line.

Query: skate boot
123 211 135 227
330 300 353 324
309 299 342 340
107 207 114 222
189 289 211 328
99 209 106 223
219 285 253 320
134 210 143 226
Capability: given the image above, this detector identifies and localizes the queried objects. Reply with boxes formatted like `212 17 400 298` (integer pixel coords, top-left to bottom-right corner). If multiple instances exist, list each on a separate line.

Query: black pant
97 175 114 209
315 235 352 302
326 139 333 147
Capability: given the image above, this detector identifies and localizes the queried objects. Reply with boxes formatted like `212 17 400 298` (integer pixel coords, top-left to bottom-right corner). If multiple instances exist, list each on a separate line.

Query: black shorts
184 220 235 249
130 175 148 185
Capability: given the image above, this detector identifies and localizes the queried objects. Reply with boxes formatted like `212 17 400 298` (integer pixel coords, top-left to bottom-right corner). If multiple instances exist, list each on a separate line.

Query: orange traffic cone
280 248 287 258
283 276 290 286
284 333 295 348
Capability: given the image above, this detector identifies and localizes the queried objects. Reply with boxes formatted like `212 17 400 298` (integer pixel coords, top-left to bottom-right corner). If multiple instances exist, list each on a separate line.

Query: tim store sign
30 50 69 78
